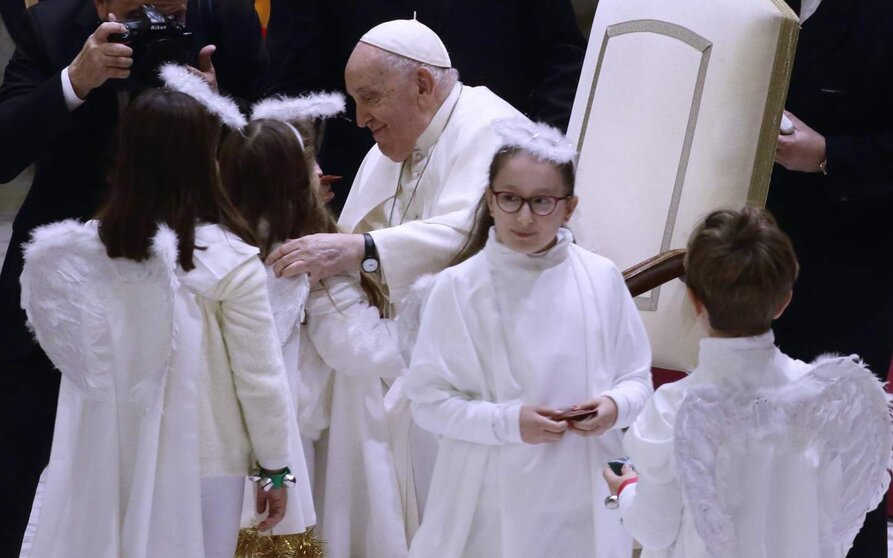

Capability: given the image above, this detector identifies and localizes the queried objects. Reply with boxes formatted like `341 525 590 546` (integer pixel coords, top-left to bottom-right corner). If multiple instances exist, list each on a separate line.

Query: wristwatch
604 494 619 510
362 233 380 273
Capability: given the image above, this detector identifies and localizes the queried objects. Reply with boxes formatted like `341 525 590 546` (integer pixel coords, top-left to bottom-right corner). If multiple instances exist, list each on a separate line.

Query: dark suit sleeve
0 10 72 184
818 4 893 203
519 0 587 132
208 0 269 103
263 0 328 96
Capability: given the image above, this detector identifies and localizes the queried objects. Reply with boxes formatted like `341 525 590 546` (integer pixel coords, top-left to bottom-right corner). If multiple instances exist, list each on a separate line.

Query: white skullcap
360 19 452 68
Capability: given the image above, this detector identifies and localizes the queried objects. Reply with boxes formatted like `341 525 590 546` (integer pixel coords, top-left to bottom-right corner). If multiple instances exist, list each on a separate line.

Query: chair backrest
567 0 798 371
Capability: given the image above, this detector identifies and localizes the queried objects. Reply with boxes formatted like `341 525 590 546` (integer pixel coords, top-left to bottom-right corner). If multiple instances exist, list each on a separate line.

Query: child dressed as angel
404 118 654 558
604 206 892 558
20 68 314 558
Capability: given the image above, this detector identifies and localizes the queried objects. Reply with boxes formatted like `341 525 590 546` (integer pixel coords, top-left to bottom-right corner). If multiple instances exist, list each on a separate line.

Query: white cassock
620 333 892 558
338 81 525 523
338 82 525 305
405 228 653 558
298 274 410 558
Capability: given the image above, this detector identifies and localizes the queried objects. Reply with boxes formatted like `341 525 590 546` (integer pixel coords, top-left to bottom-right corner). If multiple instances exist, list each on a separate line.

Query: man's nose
355 106 371 128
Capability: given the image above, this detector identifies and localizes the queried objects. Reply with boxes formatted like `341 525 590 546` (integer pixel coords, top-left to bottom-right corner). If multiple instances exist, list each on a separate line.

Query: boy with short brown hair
603 206 890 558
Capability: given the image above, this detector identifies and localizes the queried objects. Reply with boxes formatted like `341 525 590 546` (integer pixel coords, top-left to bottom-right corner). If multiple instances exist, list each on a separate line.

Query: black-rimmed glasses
491 190 572 217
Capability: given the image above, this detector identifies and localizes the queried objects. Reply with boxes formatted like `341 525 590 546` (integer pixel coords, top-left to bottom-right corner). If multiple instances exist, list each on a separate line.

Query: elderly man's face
345 44 432 162
94 0 187 23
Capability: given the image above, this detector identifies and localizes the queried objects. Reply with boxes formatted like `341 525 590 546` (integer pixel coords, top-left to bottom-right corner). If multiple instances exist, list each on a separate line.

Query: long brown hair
219 118 387 314
450 147 577 266
96 89 257 271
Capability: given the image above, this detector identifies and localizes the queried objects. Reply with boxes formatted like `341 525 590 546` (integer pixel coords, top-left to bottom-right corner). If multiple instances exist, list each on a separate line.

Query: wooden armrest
622 249 686 298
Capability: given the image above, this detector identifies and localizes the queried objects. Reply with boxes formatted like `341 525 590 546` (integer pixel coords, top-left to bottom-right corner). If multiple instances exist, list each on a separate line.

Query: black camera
108 5 193 89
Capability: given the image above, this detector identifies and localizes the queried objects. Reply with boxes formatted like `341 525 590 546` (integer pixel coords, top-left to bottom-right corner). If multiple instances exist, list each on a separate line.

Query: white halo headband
158 64 248 130
249 92 346 153
249 92 346 123
491 117 577 165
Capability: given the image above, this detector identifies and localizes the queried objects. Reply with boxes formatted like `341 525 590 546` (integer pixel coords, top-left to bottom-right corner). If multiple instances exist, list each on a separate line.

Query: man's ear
416 67 436 99
93 0 109 19
774 289 793 319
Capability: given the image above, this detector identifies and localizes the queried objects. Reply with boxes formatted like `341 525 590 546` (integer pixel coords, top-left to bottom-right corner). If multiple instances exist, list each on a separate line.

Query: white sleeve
61 67 85 111
406 273 523 445
213 258 292 470
600 267 654 429
619 388 685 550
306 275 404 380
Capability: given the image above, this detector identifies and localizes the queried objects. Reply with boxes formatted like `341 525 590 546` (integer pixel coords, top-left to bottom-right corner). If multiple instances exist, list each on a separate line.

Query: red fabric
652 367 687 389
617 477 638 497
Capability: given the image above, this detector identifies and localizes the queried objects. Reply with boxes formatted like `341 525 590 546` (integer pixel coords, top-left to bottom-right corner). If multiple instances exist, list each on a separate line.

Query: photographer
0 1 268 554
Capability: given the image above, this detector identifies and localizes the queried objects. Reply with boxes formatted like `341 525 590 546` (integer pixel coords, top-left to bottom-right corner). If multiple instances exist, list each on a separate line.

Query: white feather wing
265 268 310 345
21 221 114 399
675 356 892 556
21 221 181 404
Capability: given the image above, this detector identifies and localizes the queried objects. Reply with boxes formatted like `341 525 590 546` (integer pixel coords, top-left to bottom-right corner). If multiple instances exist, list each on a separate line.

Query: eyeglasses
490 190 572 217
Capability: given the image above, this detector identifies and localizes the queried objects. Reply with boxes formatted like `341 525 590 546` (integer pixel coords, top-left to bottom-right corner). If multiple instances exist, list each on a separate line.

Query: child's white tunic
406 228 653 558
301 274 410 558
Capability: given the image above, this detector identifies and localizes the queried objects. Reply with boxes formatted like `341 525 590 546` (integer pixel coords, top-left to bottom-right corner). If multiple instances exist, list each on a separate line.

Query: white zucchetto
359 19 452 68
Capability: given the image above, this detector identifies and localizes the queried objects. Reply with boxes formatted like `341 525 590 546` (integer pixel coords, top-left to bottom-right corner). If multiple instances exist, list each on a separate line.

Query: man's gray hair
380 50 460 92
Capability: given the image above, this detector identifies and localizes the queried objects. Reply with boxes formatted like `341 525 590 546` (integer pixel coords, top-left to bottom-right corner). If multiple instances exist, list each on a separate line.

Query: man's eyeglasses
490 190 572 217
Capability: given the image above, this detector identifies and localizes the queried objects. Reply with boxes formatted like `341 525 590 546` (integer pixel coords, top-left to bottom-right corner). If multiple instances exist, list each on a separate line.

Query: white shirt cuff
61 67 85 111
493 401 523 443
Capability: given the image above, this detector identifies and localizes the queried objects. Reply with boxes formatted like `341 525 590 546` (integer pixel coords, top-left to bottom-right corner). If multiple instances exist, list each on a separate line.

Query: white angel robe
20 221 205 558
620 333 893 558
406 228 654 558
299 274 410 558
21 222 313 558
338 83 524 304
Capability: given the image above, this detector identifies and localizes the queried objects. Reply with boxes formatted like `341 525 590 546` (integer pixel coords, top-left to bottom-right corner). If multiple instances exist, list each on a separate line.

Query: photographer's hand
68 19 132 99
189 45 218 91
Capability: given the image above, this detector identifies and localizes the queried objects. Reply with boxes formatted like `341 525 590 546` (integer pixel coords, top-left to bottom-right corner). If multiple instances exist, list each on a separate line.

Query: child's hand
520 405 568 444
567 396 618 436
602 463 638 495
255 486 288 531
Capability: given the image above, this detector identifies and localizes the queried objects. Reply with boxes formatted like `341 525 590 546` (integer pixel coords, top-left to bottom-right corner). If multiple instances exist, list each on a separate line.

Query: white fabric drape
406 229 653 558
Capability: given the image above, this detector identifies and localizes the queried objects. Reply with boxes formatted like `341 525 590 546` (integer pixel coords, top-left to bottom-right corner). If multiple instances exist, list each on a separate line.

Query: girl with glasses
404 118 653 558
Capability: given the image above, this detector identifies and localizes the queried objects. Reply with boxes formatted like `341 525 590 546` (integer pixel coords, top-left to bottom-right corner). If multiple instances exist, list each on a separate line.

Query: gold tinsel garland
235 527 326 558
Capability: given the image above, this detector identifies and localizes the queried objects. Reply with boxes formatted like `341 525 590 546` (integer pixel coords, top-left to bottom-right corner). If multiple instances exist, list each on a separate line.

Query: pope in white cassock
266 18 527 528
267 18 524 306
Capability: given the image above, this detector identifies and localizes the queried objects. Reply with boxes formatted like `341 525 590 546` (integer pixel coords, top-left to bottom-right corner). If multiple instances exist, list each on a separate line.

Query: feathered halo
158 64 248 130
492 117 577 165
249 92 346 123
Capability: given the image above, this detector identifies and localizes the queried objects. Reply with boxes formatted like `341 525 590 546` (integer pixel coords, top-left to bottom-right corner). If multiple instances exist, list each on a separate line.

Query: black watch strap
363 233 378 261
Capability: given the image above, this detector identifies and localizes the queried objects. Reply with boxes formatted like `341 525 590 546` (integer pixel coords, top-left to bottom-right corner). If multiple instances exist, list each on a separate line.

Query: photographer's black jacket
0 0 268 364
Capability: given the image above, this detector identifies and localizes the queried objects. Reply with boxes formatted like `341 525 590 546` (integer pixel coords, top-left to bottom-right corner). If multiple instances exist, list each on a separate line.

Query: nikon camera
108 5 193 90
